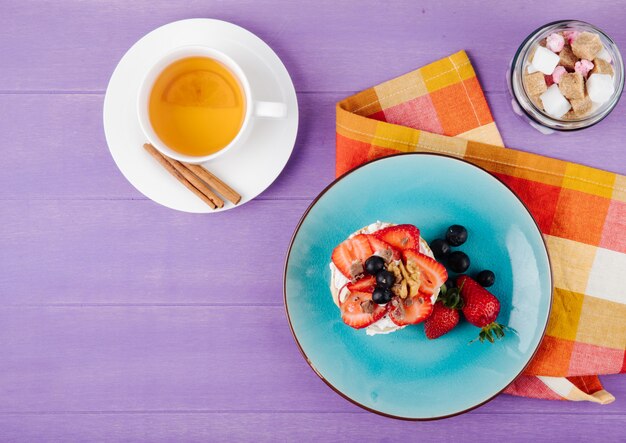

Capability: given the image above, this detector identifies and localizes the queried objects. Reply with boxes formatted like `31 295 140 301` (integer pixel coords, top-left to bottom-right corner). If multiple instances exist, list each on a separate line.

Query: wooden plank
2 1 626 437
0 306 625 415
1 1 625 93
0 93 335 201
0 93 624 203
0 199 309 304
0 412 625 442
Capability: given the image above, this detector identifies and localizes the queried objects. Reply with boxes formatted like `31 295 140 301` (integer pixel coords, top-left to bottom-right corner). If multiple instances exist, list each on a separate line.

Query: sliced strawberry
373 224 421 251
347 275 376 293
367 236 401 261
331 234 374 279
388 294 434 326
424 302 460 339
337 282 351 307
340 291 387 329
403 250 447 295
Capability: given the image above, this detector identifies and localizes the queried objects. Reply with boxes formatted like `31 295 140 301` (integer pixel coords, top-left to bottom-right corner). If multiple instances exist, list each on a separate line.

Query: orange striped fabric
336 50 625 403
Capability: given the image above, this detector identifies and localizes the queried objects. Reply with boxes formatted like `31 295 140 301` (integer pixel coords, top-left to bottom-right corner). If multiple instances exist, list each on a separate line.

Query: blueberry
476 270 495 287
448 251 470 273
430 239 451 259
372 287 393 304
446 224 468 246
376 270 395 289
364 256 385 275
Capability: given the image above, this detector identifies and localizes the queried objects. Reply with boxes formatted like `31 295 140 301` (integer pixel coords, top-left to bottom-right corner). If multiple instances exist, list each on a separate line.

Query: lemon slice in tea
164 70 239 108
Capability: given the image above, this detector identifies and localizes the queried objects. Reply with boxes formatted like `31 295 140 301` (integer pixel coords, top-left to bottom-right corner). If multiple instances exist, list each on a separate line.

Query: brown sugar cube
524 72 547 96
527 47 537 68
530 94 543 110
571 32 603 60
591 58 614 76
559 72 585 100
569 94 592 117
559 45 578 71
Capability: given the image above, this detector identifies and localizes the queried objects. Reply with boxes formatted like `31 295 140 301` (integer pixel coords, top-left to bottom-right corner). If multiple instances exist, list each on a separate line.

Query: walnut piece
388 260 421 299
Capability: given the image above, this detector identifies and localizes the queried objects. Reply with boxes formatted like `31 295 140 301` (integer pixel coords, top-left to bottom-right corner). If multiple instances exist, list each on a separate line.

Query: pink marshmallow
552 66 567 84
545 74 555 87
563 30 581 45
575 59 594 77
546 33 565 52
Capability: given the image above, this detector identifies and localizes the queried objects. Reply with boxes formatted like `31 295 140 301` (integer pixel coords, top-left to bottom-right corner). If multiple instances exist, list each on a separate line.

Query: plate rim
283 152 554 421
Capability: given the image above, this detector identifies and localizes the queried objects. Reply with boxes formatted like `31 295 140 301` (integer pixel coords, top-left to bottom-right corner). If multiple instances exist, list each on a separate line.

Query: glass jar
507 20 624 134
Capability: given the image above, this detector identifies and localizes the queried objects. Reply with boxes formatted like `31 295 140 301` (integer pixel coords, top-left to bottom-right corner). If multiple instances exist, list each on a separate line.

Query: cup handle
254 101 287 118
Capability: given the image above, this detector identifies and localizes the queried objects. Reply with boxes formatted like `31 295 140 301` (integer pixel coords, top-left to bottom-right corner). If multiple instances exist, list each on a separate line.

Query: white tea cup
137 45 286 164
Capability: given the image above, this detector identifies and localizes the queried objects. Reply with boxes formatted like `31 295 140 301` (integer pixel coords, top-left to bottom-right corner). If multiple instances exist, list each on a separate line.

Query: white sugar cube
527 63 539 74
540 84 571 118
596 47 612 63
590 102 600 113
587 73 615 104
532 46 560 75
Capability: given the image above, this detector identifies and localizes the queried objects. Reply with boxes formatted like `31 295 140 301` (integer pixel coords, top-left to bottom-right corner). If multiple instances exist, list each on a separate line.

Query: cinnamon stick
184 163 242 205
143 143 220 209
163 158 225 209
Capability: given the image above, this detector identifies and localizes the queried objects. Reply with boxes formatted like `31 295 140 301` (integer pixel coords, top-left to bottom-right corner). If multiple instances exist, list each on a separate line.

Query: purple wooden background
1 1 625 441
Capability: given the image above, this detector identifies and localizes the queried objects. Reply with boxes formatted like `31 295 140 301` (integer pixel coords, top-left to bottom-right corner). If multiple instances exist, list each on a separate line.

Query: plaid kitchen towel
336 50 625 403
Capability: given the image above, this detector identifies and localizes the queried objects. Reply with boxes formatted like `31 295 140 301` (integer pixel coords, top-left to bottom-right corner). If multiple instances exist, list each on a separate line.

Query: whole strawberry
423 282 463 339
424 302 460 339
457 275 505 343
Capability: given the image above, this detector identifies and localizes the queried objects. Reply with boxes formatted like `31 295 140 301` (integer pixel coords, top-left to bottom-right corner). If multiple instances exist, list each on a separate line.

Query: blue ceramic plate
284 154 552 420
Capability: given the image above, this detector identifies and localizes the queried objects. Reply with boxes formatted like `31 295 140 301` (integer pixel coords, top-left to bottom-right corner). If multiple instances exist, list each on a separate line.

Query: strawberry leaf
440 281 464 310
471 322 507 344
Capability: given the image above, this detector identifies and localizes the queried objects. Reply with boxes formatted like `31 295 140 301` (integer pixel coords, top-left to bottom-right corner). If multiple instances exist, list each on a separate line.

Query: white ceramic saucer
103 19 298 213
